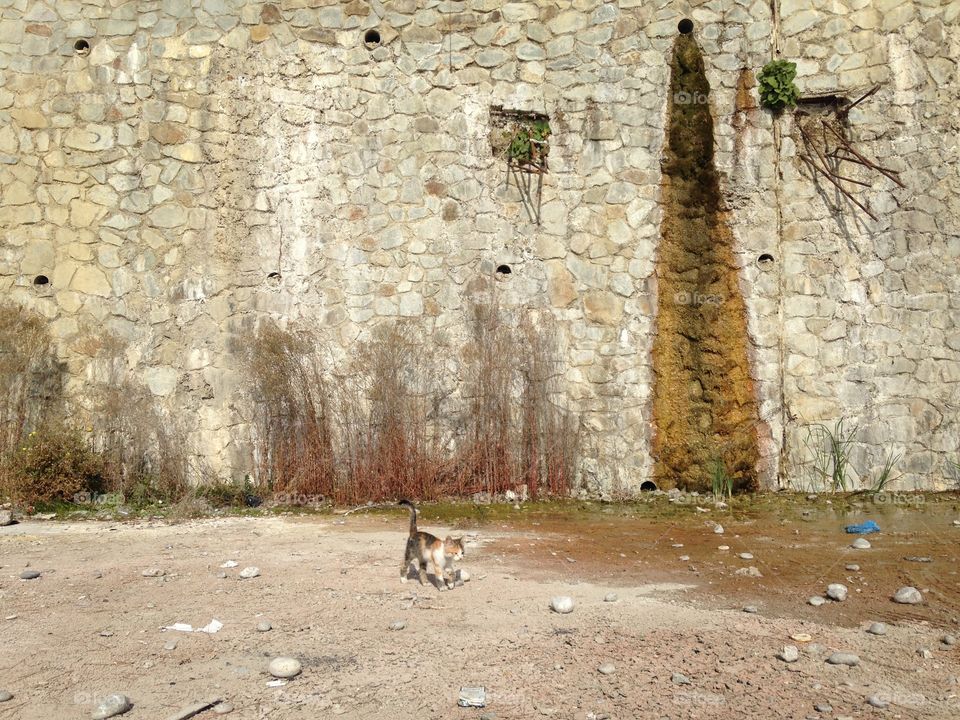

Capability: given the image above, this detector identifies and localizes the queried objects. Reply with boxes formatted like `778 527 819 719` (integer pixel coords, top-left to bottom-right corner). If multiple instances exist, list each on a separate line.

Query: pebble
0 510 13 526
597 663 616 675
735 566 762 578
19 570 40 580
164 640 178 650
845 564 860 571
903 555 932 563
216 571 227 579
671 672 691 685
953 519 960 526
91 693 132 719
460 569 471 582
851 538 871 549
94 571 103 578
603 593 618 603
893 586 923 604
918 647 933 659
239 566 261 579
267 657 302 679
814 703 832 713
99 630 114 637
550 596 575 614
220 560 238 568
743 605 758 614
718 545 730 551
866 695 889 708
256 621 272 632
807 494 818 501
808 596 826 607
714 524 724 534
679 555 690 561
0 691 11 702
790 633 812 643
867 622 887 636
738 552 753 560
826 583 848 602
826 652 860 666
778 645 800 663
942 634 957 646
672 543 684 548
141 568 164 577
213 703 234 715
389 620 406 631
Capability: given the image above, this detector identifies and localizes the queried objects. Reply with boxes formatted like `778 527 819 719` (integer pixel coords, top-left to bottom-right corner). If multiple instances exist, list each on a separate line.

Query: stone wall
0 0 956 493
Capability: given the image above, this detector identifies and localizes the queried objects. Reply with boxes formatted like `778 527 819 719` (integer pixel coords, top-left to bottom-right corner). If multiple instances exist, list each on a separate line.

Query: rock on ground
550 596 575 614
808 596 826 607
867 622 887 636
778 645 799 663
91 693 132 719
267 657 301 679
826 652 860 666
0 690 12 702
893 586 923 604
826 583 848 601
0 510 13 526
239 566 260 579
597 663 616 675
851 538 871 549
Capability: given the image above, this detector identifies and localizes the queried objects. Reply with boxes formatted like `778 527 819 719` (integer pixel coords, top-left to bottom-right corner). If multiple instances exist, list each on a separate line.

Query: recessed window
495 264 512 275
757 253 775 266
364 29 381 48
33 275 50 285
678 19 694 35
74 39 90 56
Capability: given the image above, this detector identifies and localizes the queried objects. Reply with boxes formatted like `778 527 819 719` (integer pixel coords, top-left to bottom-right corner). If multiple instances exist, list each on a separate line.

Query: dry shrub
240 303 580 505
2 422 104 503
0 302 61 460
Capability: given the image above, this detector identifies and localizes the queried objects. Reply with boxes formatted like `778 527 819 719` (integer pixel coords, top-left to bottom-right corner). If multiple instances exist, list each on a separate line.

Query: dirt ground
0 503 958 719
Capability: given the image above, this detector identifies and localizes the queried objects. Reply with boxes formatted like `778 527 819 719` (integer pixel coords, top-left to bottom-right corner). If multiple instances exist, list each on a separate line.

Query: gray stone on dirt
903 555 932 563
679 555 690 561
867 695 889 708
91 693 132 719
597 662 616 675
867 622 887 636
459 569 470 582
918 647 933 659
239 566 260 579
19 570 40 580
743 605 758 613
164 639 178 650
851 538 871 549
845 564 860 571
0 691 11 702
603 592 618 603
778 645 800 663
826 583 848 601
738 552 754 560
826 652 860 666
256 621 272 632
735 566 762 578
550 596 575 614
0 510 13 526
141 568 164 577
808 596 826 607
942 634 957 646
213 703 234 714
389 620 406 631
714 524 724 534
893 586 923 604
671 672 691 685
267 657 301 679
814 703 832 713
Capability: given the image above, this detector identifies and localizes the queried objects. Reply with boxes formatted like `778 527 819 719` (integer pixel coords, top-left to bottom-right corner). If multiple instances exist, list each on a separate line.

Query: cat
398 499 464 590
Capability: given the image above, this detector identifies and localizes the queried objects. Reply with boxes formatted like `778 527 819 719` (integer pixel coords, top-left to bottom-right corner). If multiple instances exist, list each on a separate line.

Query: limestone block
70 265 112 297
145 366 179 396
10 109 48 129
21 240 55 274
546 261 577 308
1 181 33 205
64 125 115 152
583 291 624 326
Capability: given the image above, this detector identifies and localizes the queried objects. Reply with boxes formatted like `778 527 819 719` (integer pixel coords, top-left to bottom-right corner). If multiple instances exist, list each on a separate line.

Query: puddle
441 496 960 629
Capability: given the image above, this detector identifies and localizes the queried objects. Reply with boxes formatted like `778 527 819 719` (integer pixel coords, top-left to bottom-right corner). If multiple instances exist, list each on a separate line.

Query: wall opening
640 480 658 492
74 39 90 56
757 253 775 266
33 275 49 286
364 29 381 48
678 19 694 35
495 264 512 275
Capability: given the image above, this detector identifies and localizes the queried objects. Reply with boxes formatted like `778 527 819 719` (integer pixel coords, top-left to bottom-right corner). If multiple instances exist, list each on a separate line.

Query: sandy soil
0 512 958 719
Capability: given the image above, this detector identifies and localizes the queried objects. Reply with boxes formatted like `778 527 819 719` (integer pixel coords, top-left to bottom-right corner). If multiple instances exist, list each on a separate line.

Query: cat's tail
398 499 417 535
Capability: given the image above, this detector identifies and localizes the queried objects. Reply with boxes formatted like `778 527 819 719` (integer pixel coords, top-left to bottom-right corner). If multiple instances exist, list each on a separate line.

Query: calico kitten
398 499 464 590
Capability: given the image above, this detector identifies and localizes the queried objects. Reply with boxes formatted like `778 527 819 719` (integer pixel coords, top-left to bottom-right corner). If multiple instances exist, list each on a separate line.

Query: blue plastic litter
845 520 880 534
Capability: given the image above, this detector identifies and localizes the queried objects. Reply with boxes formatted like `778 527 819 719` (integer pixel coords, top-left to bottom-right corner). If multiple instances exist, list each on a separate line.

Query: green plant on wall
758 59 799 111
506 118 551 168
